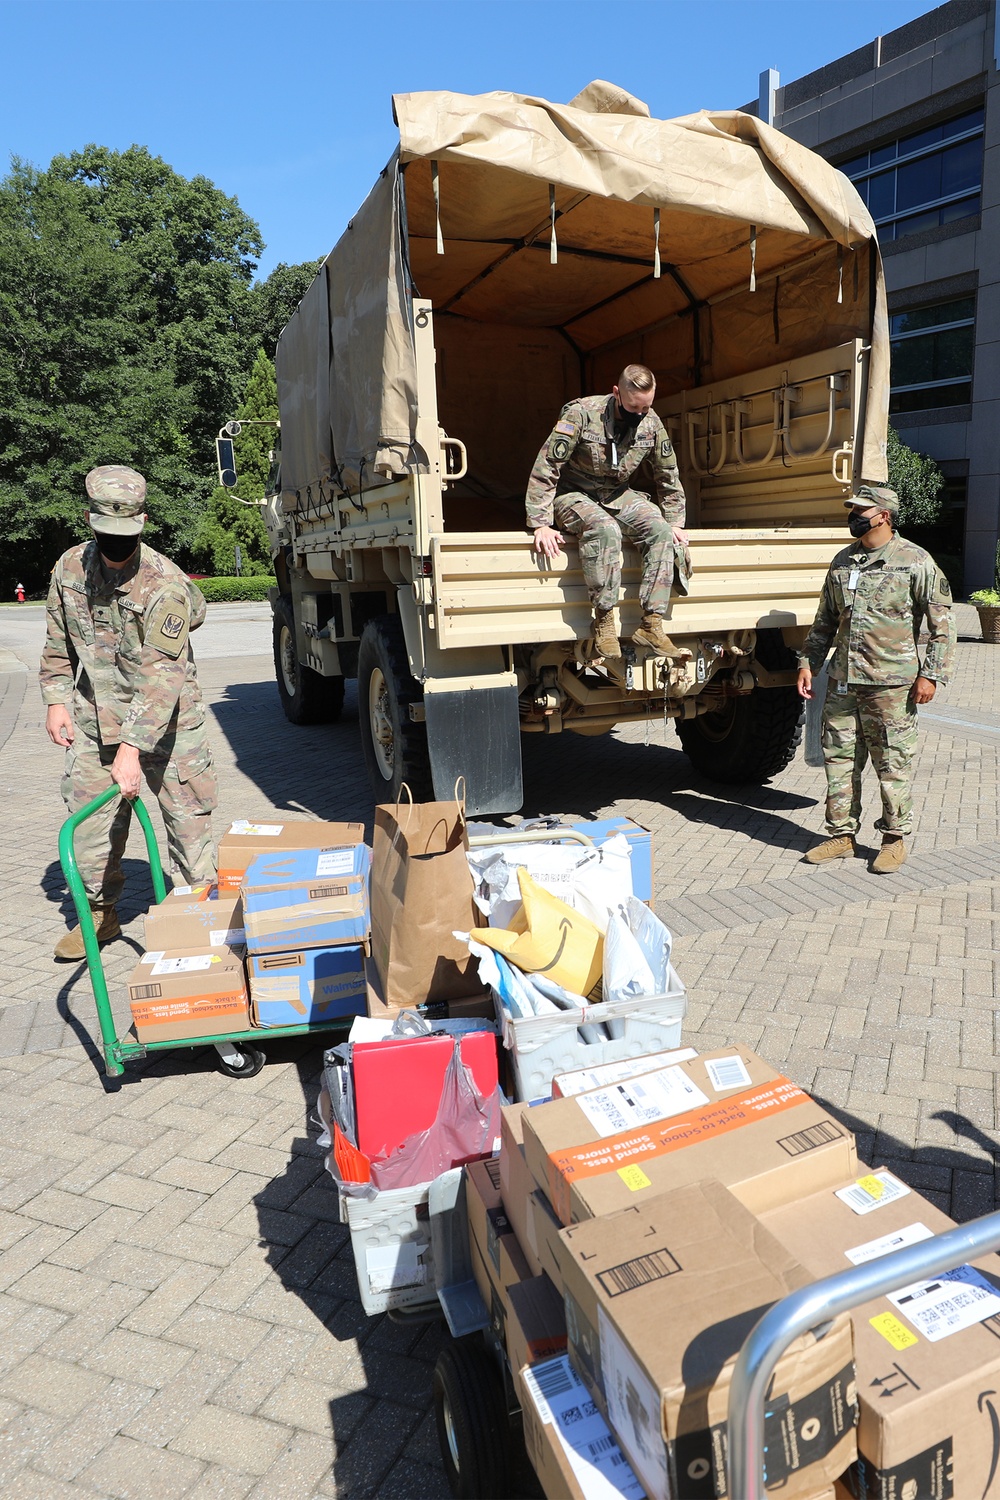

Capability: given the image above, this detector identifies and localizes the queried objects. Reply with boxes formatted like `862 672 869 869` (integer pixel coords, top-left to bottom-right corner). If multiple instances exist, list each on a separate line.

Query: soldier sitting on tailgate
527 363 689 660
40 466 219 960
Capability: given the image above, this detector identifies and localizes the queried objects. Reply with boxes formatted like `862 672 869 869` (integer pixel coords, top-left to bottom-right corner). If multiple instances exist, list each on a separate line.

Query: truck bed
431 528 842 649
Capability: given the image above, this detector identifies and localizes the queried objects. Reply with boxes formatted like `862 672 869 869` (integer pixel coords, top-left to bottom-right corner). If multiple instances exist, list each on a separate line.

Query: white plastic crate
343 1180 439 1316
497 964 687 1102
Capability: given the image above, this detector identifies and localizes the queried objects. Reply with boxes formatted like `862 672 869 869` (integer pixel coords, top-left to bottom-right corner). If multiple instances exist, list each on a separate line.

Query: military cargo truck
263 81 890 816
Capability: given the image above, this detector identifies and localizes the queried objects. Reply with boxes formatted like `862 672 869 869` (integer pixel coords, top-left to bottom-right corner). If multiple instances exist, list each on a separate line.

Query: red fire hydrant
15 582 25 603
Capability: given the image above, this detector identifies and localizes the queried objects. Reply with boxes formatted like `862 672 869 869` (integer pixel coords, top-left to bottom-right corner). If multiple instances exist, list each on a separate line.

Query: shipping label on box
518 1355 645 1500
764 1178 1000 1500
145 889 244 952
242 845 370 955
248 945 367 1027
553 1047 697 1099
523 1046 856 1226
557 1181 857 1500
217 819 364 891
127 948 249 1042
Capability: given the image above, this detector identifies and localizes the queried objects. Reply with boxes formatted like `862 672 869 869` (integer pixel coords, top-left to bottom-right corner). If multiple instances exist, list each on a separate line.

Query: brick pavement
0 600 998 1495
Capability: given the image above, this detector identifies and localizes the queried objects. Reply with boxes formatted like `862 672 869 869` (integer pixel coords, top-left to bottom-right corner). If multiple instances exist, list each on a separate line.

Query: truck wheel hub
368 667 395 778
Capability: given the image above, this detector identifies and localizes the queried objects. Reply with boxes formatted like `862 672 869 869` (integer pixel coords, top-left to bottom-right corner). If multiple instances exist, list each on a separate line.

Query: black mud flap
424 684 523 815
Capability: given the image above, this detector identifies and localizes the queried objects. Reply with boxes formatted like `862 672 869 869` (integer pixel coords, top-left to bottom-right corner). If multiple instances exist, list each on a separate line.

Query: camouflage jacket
525 394 686 529
799 533 956 686
40 541 209 754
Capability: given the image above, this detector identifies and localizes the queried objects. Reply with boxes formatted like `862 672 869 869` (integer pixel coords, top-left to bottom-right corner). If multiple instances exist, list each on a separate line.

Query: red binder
352 1031 498 1160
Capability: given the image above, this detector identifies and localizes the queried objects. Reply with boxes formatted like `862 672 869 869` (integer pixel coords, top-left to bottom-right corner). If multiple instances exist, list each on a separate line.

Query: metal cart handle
467 829 596 849
58 786 167 1073
728 1205 1000 1498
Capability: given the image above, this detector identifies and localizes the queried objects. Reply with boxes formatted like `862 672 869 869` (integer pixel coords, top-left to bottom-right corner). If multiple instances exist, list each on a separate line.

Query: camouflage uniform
799 533 955 836
526 395 686 613
40 540 218 907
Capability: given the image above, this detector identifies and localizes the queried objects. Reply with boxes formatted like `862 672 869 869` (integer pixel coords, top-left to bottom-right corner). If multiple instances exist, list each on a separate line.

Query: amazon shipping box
522 1046 856 1226
216 818 364 891
555 1180 857 1500
764 1173 1000 1500
144 886 244 953
127 948 249 1042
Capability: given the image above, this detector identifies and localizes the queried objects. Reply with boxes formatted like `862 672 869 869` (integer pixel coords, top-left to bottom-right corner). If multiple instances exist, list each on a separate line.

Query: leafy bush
886 426 944 528
969 589 1000 608
195 576 276 603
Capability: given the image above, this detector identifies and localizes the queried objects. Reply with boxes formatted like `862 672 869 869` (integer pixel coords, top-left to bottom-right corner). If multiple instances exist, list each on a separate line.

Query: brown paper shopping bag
370 787 484 1008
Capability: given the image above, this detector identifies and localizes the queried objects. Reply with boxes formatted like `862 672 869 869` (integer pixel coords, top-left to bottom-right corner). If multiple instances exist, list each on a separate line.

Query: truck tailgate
431 529 842 649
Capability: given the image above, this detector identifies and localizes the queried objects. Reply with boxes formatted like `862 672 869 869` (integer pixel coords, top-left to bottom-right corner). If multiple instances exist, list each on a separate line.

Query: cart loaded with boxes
61 789 1000 1498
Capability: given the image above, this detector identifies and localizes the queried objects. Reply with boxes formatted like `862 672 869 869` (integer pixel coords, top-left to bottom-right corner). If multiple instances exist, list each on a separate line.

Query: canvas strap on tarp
432 160 444 254
653 207 661 279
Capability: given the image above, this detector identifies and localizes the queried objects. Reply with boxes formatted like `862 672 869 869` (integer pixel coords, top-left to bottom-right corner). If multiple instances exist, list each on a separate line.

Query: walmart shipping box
764 1174 1000 1500
247 946 367 1027
217 819 363 891
556 1180 857 1500
522 1046 856 1225
127 948 249 1042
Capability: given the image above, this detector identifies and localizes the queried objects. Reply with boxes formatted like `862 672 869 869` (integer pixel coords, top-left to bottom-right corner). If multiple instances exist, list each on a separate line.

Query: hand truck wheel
433 1337 511 1499
214 1041 266 1078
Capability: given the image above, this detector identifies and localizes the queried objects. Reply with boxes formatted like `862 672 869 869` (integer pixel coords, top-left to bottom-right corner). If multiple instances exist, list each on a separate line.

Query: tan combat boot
872 834 907 874
54 908 121 961
591 608 621 659
803 835 856 864
631 614 690 660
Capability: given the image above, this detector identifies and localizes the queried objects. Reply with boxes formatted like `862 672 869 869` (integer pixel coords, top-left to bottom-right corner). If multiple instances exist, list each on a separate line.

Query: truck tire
433 1339 512 1499
676 628 803 784
357 615 433 801
273 596 345 725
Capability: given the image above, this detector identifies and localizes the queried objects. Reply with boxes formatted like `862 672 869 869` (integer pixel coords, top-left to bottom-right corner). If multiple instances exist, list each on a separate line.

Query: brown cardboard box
465 1158 531 1341
127 948 249 1042
557 1180 857 1500
552 1046 697 1099
144 889 244 953
216 819 363 891
522 1046 856 1226
507 1274 567 1375
764 1175 1000 1500
518 1353 646 1500
500 1103 542 1276
531 1188 566 1288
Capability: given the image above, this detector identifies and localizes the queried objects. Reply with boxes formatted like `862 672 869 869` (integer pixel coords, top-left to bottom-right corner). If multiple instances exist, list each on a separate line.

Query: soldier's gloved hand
911 675 936 705
110 744 143 800
533 526 565 560
45 705 75 747
797 667 814 700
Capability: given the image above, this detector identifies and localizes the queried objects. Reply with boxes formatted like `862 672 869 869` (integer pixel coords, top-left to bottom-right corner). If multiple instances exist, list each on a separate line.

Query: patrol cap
85 466 147 535
845 483 899 518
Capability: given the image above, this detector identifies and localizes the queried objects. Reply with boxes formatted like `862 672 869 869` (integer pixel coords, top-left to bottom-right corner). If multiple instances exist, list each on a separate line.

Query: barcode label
705 1055 752 1092
484 1158 501 1190
131 983 162 1001
521 1356 645 1499
889 1264 1000 1341
309 884 349 900
598 1247 680 1297
778 1120 843 1157
836 1171 911 1215
523 1357 574 1422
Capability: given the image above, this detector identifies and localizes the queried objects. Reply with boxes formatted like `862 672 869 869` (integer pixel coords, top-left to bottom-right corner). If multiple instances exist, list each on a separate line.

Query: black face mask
848 512 878 539
615 400 641 431
96 533 140 564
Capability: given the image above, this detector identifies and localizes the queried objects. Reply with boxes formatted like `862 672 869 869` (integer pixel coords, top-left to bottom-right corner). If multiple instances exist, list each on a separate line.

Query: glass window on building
839 107 983 240
889 296 975 413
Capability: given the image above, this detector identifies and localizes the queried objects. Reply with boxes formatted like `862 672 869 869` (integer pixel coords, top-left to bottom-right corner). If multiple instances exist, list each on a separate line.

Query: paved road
0 600 998 1496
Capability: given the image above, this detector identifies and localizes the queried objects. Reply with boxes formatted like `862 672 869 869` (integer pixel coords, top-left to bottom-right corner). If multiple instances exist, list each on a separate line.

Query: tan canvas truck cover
276 80 888 509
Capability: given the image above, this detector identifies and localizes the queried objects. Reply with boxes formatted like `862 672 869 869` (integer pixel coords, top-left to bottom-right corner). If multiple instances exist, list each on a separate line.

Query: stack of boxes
466 1039 1000 1500
127 818 370 1045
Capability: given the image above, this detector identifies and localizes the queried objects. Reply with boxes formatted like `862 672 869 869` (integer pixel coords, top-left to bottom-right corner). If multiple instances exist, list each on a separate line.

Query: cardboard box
217 818 364 891
468 815 655 904
507 1274 567 1374
466 1157 531 1341
518 1353 645 1500
127 948 249 1042
553 1046 697 1098
500 1103 542 1276
557 1180 857 1500
764 1175 1000 1500
242 844 370 955
523 1046 856 1225
248 945 367 1027
144 888 244 953
532 1188 566 1289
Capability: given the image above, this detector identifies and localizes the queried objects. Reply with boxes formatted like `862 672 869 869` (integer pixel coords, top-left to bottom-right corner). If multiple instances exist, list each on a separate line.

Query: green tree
0 144 263 595
243 259 322 362
190 349 276 576
886 424 945 529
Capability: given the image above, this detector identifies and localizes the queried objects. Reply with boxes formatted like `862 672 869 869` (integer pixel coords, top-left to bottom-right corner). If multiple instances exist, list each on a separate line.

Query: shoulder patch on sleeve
145 595 191 659
659 436 674 460
555 420 576 437
935 572 952 603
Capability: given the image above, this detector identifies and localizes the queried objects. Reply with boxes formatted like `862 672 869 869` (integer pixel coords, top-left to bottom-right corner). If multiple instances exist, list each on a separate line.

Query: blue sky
2 0 938 280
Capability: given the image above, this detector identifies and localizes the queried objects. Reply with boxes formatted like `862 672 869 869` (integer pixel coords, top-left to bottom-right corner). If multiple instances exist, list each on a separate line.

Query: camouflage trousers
554 491 675 613
821 683 918 836
61 732 219 909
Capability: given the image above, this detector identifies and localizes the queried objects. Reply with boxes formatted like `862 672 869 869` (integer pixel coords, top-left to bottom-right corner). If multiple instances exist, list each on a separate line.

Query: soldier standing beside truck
527 364 689 661
40 466 218 959
796 485 955 873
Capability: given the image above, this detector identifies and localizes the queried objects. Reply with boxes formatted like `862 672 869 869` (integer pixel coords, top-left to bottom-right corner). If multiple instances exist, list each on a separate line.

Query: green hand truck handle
58 786 167 1076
